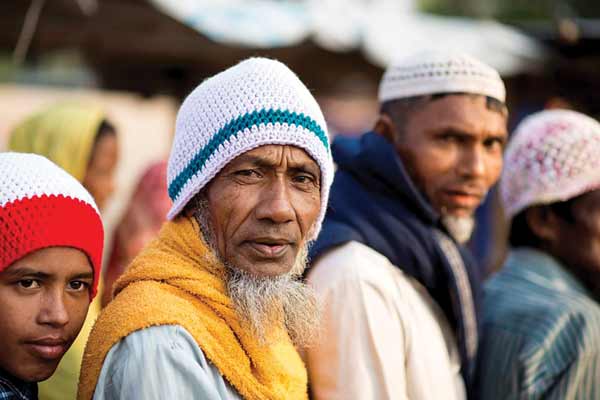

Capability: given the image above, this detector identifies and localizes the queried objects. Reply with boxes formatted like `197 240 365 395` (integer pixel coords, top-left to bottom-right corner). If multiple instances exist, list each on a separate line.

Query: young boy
0 152 104 400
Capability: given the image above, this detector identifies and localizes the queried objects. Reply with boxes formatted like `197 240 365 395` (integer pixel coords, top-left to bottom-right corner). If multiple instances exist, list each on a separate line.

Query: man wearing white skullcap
305 52 508 400
79 58 334 400
477 109 600 400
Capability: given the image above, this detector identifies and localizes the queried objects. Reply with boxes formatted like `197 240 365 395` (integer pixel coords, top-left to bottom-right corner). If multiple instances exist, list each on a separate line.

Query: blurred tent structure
149 0 546 75
0 0 556 137
1 0 547 99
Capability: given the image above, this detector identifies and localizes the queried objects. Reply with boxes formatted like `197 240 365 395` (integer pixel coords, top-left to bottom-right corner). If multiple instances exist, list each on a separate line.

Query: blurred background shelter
1 0 551 133
1 0 600 273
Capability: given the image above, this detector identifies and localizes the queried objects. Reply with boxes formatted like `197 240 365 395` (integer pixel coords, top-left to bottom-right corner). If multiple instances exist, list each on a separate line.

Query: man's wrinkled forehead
219 145 321 179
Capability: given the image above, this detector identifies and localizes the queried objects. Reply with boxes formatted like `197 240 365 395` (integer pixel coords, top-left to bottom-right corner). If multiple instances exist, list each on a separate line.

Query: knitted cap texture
501 109 600 219
378 51 506 103
167 57 333 239
0 152 104 298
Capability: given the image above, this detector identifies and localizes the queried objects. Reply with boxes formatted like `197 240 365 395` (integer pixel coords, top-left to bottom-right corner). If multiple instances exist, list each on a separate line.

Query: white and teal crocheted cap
167 57 333 239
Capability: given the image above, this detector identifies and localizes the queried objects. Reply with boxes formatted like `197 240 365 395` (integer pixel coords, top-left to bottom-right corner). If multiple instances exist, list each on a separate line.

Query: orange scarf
78 216 307 400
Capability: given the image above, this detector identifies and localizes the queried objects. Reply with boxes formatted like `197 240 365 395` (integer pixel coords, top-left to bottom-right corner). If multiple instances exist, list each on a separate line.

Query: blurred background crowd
3 0 600 283
0 1 599 397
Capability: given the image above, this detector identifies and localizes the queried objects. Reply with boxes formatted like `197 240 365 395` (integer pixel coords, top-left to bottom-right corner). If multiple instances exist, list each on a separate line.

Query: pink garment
102 161 171 306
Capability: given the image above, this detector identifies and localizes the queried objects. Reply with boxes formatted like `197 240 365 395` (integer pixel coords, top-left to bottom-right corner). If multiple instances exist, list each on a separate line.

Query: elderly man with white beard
78 58 334 400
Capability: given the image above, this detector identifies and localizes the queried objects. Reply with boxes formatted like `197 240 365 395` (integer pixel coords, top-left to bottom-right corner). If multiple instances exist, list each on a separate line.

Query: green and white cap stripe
167 57 333 239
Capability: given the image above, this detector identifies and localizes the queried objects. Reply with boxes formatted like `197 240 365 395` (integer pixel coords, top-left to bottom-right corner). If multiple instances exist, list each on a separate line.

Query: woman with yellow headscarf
9 102 119 400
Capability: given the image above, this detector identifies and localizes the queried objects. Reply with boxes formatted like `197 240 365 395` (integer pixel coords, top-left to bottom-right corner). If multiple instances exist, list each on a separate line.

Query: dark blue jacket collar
332 131 440 224
310 131 482 396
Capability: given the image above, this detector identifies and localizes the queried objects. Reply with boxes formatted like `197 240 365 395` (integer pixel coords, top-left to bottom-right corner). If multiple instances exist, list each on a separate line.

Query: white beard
440 214 475 244
192 196 319 347
225 246 319 347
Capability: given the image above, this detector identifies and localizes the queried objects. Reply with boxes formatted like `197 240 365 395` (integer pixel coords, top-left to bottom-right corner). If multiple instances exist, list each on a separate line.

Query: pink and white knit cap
501 109 600 219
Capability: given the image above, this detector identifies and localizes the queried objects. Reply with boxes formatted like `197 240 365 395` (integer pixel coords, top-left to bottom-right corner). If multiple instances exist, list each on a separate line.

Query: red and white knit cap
0 152 104 298
501 109 600 219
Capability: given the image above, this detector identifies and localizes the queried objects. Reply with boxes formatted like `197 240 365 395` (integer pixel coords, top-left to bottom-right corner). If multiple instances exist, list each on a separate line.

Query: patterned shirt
0 370 37 400
477 248 600 399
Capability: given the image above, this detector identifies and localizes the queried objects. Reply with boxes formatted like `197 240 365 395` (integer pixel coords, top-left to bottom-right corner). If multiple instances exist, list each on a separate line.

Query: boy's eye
18 279 40 289
68 281 89 291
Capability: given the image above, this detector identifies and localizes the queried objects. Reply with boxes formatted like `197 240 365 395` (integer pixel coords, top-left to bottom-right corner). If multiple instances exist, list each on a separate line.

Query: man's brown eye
235 170 260 177
294 175 312 183
485 138 504 150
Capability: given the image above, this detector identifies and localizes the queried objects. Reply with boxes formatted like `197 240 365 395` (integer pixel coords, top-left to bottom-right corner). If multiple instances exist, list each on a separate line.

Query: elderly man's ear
526 206 561 244
184 205 196 218
183 193 205 218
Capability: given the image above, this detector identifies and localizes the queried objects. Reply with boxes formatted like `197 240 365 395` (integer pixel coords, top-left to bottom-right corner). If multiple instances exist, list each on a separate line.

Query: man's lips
442 189 484 209
23 337 69 360
245 238 294 259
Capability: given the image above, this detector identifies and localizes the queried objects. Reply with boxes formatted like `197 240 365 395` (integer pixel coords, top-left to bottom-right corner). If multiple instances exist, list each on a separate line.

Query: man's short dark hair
508 198 577 248
380 92 507 136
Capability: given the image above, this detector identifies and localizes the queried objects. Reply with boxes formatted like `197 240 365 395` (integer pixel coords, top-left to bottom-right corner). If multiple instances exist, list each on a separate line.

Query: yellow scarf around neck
78 216 308 400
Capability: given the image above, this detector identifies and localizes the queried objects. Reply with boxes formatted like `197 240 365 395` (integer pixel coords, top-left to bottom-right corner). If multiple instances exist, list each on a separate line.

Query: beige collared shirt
305 241 466 400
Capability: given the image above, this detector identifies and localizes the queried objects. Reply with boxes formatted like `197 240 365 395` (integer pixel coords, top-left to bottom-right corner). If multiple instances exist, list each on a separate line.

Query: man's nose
255 179 295 224
459 146 486 179
37 288 70 327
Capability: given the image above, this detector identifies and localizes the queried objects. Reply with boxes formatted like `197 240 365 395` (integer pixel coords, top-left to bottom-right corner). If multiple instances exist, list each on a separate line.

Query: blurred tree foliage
420 0 600 20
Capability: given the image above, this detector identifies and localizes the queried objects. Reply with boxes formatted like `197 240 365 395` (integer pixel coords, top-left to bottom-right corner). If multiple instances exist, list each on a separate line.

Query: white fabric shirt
93 325 241 400
305 241 466 400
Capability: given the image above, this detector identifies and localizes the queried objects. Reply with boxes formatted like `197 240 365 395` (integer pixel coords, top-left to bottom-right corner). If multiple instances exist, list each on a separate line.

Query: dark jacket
310 131 482 394
0 369 38 400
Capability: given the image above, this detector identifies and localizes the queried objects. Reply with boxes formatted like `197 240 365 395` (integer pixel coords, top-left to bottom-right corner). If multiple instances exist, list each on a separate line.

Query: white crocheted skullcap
501 109 600 219
378 51 506 104
167 57 334 239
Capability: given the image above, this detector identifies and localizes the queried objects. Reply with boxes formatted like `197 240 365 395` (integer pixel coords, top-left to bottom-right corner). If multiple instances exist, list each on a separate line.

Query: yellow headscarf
9 102 105 181
9 102 107 400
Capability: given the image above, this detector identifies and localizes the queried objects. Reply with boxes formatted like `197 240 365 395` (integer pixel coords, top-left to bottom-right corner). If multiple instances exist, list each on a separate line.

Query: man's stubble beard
396 146 477 245
191 196 319 348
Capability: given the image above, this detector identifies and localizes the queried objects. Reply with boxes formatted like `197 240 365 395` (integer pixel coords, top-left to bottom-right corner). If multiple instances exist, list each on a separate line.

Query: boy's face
0 247 93 382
